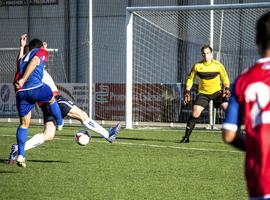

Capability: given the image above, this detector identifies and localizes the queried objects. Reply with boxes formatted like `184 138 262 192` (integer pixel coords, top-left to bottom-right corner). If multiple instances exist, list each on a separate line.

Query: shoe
7 144 18 164
179 137 189 143
107 123 121 143
57 121 64 131
17 155 26 168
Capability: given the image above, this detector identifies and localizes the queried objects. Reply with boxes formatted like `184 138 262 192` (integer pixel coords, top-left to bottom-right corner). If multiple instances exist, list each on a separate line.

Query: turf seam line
1 134 242 154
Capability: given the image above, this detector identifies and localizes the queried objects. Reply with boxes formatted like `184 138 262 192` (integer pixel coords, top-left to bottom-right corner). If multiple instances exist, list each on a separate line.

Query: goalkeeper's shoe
179 137 190 143
107 123 121 143
17 155 26 168
7 144 18 164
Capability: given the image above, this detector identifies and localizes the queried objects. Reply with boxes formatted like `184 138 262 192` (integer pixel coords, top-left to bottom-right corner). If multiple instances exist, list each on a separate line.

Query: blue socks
49 100 63 126
17 127 28 157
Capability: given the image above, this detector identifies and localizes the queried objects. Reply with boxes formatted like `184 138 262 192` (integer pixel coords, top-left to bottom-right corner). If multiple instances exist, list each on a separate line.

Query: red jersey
234 57 270 198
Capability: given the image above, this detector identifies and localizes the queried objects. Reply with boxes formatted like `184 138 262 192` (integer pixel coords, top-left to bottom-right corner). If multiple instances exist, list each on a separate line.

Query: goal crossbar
127 2 270 12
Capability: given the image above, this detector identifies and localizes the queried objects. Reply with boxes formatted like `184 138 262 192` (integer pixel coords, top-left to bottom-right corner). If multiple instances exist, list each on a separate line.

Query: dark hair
256 12 270 52
28 38 43 50
201 44 213 53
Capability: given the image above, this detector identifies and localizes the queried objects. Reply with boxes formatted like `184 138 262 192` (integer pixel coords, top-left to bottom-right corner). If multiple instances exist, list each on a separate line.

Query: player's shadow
57 134 76 138
0 170 17 174
115 136 174 143
182 140 224 144
0 158 9 164
27 159 70 164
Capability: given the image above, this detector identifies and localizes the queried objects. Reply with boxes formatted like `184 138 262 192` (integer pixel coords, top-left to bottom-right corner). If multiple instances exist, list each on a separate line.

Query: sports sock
16 127 28 157
184 116 199 138
83 118 109 139
24 133 45 151
49 101 63 126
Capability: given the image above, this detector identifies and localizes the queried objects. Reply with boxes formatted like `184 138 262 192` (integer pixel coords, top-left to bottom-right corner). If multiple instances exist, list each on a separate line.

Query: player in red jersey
222 12 270 199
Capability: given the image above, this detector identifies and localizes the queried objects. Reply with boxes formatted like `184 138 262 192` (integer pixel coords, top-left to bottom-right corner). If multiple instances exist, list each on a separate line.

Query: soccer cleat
57 121 64 131
7 144 18 164
179 137 190 143
107 123 121 143
17 155 26 168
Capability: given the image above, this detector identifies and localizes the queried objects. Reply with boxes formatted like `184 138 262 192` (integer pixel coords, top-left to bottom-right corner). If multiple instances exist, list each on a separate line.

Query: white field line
0 134 242 154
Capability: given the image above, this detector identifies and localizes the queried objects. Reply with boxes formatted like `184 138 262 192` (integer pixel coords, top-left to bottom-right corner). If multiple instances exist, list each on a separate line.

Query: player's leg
55 95 118 141
220 102 228 111
67 105 110 139
180 94 208 143
8 120 56 164
16 112 31 167
34 84 63 130
24 121 56 151
212 90 229 111
15 93 34 167
49 97 63 130
68 105 120 143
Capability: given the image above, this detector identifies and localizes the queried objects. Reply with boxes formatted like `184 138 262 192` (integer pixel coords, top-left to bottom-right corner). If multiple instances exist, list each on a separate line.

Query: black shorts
41 95 75 124
194 90 227 108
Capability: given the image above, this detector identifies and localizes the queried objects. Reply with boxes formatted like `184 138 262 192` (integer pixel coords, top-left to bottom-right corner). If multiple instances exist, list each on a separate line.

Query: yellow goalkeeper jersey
186 59 230 95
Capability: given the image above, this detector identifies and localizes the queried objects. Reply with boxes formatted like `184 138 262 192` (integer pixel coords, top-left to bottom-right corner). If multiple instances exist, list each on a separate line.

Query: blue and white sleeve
222 87 242 131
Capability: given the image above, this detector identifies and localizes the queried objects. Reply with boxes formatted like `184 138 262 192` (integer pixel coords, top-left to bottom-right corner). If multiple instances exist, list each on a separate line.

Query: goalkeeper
180 44 230 143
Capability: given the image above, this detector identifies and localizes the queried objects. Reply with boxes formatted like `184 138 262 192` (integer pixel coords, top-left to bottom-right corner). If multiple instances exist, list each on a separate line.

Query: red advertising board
95 83 162 121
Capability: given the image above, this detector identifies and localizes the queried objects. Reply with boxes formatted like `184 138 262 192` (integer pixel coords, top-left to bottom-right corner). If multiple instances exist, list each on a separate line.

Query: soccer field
0 123 247 200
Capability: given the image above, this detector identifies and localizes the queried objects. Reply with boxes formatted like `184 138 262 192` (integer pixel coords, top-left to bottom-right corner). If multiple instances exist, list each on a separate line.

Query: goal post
126 2 270 129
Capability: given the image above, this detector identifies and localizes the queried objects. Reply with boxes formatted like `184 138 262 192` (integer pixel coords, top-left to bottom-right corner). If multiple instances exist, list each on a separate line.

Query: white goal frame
126 2 270 129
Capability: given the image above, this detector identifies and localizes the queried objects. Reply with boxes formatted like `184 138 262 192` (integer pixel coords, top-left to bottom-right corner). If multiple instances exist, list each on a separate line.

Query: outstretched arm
222 87 245 151
17 34 28 63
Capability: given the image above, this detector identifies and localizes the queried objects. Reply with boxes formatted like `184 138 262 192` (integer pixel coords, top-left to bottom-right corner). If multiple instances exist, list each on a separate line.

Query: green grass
0 123 247 200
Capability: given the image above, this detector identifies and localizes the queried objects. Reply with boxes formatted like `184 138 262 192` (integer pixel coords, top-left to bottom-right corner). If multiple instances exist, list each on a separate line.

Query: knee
20 118 30 128
192 111 201 118
43 124 56 141
221 102 228 111
44 134 54 142
222 132 235 144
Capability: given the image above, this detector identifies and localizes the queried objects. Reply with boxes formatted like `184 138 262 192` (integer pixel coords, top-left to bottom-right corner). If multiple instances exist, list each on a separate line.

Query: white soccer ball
75 130 90 145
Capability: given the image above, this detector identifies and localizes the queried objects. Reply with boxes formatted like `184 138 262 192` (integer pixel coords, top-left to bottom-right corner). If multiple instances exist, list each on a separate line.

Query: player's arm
186 65 197 91
219 63 231 98
16 56 40 88
222 85 245 151
16 34 27 63
183 65 196 105
219 63 230 88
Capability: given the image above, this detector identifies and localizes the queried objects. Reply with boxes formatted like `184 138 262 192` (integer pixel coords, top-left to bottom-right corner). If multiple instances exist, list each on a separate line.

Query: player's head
256 12 270 56
201 44 213 62
28 38 43 50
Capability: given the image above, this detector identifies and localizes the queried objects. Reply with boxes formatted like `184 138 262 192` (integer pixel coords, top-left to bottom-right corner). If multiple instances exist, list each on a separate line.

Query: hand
43 42 48 50
14 78 25 89
223 87 231 100
183 90 191 105
20 34 27 47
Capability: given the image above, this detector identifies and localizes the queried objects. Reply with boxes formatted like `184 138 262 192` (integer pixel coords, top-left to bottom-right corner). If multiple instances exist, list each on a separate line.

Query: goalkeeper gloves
183 89 191 105
222 87 231 100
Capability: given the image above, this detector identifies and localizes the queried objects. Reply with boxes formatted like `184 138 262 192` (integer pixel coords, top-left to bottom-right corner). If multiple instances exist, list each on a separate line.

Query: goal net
126 3 270 128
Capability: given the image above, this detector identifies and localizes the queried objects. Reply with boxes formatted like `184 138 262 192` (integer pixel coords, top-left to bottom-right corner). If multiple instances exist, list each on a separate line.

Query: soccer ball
75 130 90 145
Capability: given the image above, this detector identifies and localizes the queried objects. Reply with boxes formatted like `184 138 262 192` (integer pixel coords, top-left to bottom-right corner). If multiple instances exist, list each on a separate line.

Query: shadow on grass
0 158 9 164
27 159 70 164
0 170 17 174
57 134 223 144
115 136 175 143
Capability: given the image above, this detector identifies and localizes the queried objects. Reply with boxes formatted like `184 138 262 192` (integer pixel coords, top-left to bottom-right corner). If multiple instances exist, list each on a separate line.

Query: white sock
83 118 109 139
24 133 45 151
